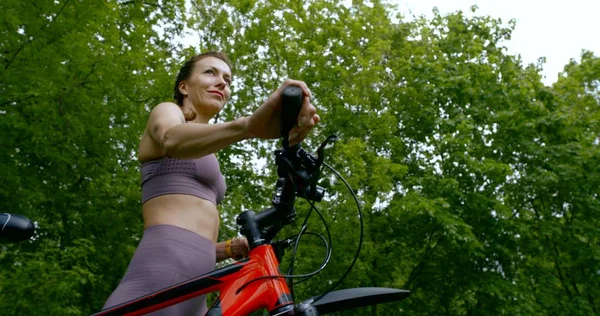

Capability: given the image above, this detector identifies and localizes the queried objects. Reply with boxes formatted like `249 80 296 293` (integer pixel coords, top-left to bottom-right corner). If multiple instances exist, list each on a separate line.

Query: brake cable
311 162 364 304
288 198 332 301
281 136 364 304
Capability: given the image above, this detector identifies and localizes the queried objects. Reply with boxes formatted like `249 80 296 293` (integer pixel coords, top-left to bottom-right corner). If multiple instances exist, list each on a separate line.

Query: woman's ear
178 81 188 96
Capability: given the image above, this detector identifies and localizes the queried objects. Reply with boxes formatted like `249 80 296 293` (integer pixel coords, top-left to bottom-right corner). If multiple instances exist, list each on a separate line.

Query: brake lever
316 135 339 166
307 134 339 199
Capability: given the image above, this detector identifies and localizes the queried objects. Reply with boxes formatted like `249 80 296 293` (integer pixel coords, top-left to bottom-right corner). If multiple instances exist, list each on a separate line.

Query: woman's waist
141 175 225 205
126 224 217 279
142 195 220 241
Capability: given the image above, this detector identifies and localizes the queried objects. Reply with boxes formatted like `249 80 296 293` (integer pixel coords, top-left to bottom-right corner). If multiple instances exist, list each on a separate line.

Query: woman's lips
208 90 224 99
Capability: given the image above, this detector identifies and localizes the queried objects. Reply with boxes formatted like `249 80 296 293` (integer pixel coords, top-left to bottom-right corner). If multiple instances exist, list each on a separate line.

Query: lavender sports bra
141 154 227 205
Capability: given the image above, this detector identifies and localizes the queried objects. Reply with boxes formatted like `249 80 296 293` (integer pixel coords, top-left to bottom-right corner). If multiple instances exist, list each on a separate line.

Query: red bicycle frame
94 244 294 315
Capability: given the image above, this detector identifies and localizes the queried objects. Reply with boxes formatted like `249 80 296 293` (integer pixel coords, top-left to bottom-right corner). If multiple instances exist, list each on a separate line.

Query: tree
186 2 599 314
1 0 598 315
0 0 186 314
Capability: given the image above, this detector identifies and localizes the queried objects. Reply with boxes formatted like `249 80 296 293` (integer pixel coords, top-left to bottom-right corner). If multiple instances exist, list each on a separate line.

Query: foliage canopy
0 1 598 315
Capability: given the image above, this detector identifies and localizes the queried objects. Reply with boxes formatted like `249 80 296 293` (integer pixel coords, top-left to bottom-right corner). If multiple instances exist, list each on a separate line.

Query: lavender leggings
103 225 216 315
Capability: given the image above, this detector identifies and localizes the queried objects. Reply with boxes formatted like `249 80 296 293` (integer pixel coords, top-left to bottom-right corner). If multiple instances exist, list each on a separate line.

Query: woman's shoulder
147 102 186 123
151 101 181 114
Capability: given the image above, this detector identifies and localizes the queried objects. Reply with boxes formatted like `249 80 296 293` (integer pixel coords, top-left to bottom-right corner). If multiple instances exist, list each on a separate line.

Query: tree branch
0 95 35 108
59 61 99 111
530 197 573 300
119 0 162 8
404 230 443 288
5 0 71 70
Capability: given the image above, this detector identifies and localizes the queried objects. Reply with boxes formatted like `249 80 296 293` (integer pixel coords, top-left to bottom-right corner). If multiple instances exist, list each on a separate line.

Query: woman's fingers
255 78 316 142
283 79 311 98
298 96 316 128
234 237 249 257
289 114 318 145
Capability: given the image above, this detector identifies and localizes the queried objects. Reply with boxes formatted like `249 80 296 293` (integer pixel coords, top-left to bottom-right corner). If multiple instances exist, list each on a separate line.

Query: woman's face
179 56 232 119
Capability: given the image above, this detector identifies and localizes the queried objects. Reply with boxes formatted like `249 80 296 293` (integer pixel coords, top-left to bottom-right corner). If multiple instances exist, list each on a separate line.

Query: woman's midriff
142 194 220 243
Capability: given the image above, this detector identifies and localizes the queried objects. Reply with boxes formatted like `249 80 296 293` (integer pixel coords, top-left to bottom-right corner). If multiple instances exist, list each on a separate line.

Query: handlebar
0 213 35 243
237 85 335 249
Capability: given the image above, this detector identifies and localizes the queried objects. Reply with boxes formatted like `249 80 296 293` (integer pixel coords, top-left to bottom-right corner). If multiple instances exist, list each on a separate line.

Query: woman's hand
231 236 249 259
244 79 320 146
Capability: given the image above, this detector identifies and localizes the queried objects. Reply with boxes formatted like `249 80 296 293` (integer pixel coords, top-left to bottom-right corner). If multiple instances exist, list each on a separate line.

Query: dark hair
173 51 233 121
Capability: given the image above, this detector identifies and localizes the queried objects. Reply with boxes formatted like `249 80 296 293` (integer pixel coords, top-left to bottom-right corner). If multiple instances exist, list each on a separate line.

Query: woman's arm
147 102 250 159
162 118 250 159
147 80 319 159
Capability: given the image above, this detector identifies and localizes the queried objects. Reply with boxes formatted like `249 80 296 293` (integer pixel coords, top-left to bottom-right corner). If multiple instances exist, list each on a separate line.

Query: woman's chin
193 102 224 119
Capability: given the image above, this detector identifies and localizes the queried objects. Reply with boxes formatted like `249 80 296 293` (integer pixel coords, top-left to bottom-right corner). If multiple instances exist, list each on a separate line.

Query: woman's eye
205 69 214 74
225 79 232 85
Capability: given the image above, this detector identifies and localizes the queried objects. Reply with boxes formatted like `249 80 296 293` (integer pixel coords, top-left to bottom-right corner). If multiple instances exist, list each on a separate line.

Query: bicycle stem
236 175 297 249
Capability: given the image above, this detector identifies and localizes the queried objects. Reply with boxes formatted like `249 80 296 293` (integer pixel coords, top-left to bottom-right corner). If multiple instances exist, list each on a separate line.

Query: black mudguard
308 287 410 315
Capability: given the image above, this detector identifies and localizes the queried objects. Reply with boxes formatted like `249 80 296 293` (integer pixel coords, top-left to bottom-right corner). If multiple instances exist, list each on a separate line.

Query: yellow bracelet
225 238 234 258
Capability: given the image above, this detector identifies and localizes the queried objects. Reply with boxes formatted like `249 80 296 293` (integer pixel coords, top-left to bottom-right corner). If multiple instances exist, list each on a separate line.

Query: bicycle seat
0 213 35 243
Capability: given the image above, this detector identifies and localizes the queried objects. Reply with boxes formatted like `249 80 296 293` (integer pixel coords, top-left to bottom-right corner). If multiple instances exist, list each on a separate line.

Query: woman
103 51 319 314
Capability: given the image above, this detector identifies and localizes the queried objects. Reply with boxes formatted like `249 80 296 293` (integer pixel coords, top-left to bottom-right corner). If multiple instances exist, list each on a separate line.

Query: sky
388 0 600 85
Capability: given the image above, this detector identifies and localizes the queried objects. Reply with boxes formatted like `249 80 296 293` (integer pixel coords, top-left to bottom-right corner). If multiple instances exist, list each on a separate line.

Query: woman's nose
216 76 227 87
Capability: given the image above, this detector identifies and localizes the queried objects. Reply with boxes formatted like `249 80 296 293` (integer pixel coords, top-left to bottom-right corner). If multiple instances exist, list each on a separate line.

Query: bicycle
93 85 411 315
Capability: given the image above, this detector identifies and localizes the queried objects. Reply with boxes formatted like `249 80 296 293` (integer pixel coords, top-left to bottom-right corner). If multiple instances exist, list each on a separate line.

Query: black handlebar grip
280 85 303 145
0 213 35 243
